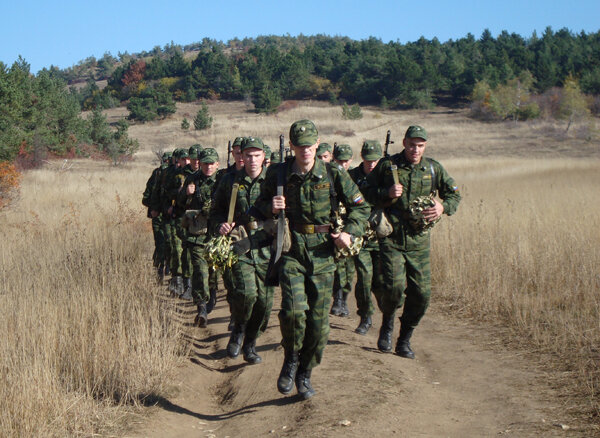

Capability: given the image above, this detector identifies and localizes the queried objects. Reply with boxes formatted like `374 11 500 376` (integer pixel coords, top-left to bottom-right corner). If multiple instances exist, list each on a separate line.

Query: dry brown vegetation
1 100 599 436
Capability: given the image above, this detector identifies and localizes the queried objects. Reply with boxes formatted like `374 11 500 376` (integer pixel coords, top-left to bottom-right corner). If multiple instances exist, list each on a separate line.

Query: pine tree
194 102 212 130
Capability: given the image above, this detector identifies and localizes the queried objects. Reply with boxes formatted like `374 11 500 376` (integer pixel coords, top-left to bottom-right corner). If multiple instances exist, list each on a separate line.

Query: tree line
54 27 600 117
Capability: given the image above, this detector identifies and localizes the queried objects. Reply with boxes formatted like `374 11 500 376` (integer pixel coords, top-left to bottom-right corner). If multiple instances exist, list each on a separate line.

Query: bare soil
126 286 581 438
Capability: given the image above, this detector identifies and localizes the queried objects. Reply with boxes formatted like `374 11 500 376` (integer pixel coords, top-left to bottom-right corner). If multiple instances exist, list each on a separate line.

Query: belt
291 223 331 234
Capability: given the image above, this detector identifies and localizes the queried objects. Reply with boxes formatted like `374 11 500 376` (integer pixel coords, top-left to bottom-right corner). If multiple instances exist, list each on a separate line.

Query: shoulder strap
326 164 338 214
427 158 436 195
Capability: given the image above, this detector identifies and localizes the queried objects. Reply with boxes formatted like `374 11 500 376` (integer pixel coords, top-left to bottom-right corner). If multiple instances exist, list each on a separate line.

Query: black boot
226 323 245 358
164 264 170 276
194 302 208 328
227 315 235 331
181 278 193 300
395 326 415 359
330 289 343 316
377 314 394 352
174 276 184 297
168 277 177 295
295 366 316 400
355 315 372 335
207 288 217 314
277 351 299 395
339 292 349 317
242 338 262 364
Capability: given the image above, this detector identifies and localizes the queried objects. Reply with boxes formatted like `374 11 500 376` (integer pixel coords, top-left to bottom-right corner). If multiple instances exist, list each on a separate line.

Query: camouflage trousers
190 244 210 303
377 239 431 329
353 248 380 317
151 215 166 267
222 268 234 312
333 255 355 296
178 228 193 279
231 256 274 340
279 250 334 371
164 218 183 276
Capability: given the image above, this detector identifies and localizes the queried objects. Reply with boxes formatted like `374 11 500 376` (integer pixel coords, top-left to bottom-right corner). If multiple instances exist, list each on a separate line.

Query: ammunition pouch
182 210 207 236
264 218 291 253
368 209 393 238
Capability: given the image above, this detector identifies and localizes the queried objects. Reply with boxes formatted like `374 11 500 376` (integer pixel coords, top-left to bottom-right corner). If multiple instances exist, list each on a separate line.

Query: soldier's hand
272 195 286 214
219 222 235 235
150 210 159 218
167 206 173 215
423 199 444 221
187 183 196 195
330 231 352 249
388 184 403 199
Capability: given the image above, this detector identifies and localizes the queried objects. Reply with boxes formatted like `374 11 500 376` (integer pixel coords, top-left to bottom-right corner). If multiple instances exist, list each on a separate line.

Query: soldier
348 140 383 334
330 144 355 318
365 126 461 358
256 120 369 399
178 147 220 325
163 148 190 296
143 151 171 281
211 137 274 364
179 145 202 299
316 143 333 162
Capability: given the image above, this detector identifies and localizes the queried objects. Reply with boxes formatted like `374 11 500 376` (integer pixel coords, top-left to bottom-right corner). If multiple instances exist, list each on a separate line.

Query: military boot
164 264 171 276
173 276 184 297
157 263 164 284
194 302 208 328
207 288 217 314
377 314 394 352
339 292 350 317
355 315 372 335
330 289 343 316
242 338 262 364
277 351 299 395
168 277 177 296
181 277 193 300
295 366 316 400
227 315 235 331
395 326 415 359
226 323 245 358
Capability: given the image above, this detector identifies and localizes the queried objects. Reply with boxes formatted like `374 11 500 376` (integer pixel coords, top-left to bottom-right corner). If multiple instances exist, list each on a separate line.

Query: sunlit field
1 101 598 435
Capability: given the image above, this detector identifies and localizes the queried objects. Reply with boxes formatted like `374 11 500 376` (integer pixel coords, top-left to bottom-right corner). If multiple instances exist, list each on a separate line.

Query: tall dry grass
432 157 600 420
0 163 184 437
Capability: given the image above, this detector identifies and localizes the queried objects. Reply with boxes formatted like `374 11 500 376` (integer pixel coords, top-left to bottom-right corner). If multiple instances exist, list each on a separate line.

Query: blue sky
1 0 598 74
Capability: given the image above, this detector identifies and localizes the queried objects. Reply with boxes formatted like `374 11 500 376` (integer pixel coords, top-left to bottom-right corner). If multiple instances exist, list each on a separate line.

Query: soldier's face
242 148 265 176
178 158 189 167
317 151 332 162
190 159 200 171
201 161 219 176
232 146 244 168
403 137 427 164
335 159 352 170
291 139 319 166
363 159 380 175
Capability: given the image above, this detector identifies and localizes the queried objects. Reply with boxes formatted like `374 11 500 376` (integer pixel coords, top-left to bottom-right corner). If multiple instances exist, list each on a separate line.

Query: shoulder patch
352 193 364 204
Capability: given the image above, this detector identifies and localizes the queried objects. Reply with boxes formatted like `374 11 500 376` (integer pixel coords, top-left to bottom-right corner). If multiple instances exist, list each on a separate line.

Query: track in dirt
128 286 576 438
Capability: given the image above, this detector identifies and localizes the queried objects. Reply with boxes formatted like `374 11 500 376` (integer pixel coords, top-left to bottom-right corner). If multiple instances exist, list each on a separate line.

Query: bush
181 118 190 130
341 103 363 120
193 102 212 130
0 161 21 209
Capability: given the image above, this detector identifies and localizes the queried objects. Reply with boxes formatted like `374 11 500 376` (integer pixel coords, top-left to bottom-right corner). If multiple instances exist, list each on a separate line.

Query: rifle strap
427 158 437 195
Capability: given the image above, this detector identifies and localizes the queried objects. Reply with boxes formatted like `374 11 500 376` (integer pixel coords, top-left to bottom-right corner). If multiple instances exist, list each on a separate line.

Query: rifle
384 130 394 158
226 140 232 168
265 134 286 286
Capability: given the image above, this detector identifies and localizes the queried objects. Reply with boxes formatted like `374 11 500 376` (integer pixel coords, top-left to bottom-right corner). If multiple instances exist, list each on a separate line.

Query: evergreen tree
193 102 212 130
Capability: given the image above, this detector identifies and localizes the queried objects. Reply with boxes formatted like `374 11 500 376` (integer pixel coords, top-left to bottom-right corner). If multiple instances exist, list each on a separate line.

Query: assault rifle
265 134 286 286
226 140 232 167
384 130 394 158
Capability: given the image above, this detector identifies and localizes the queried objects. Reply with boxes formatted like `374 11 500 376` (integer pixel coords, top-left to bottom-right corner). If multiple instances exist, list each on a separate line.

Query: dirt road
127 289 577 438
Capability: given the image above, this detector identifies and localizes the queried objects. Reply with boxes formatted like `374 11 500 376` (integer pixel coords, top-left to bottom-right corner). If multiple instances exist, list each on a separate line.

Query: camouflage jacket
255 158 369 262
348 163 378 250
364 151 461 250
177 169 219 244
158 165 187 218
210 167 271 262
142 164 165 214
149 163 174 213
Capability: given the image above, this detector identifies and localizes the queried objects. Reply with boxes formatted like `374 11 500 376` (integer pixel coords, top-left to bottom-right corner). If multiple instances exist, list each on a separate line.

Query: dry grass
0 163 185 437
432 157 600 422
1 101 599 435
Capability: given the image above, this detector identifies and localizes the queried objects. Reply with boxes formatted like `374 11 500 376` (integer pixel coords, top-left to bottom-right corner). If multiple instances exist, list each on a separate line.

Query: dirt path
126 288 578 438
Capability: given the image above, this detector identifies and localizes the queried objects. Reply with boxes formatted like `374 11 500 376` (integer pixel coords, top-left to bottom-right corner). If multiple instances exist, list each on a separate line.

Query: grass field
1 100 599 436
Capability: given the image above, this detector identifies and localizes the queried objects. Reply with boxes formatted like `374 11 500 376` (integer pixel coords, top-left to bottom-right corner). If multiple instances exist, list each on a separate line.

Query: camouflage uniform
178 148 219 323
142 153 170 273
256 121 369 398
348 161 379 320
211 138 273 363
365 126 461 357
